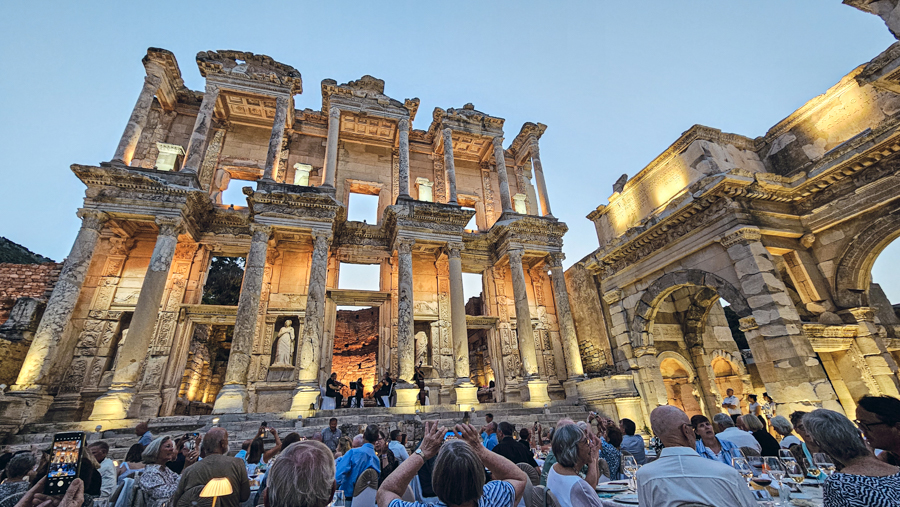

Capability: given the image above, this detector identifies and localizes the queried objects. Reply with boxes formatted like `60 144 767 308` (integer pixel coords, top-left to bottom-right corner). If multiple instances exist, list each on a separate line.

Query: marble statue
415 331 428 367
273 320 295 366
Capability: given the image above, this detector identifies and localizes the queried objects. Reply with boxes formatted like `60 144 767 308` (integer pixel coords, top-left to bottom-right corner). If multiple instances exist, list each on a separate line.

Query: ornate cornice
321 75 417 121
719 227 762 249
196 50 302 94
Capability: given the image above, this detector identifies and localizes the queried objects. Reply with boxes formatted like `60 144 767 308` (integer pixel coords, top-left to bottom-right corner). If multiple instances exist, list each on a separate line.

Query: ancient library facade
3 15 900 435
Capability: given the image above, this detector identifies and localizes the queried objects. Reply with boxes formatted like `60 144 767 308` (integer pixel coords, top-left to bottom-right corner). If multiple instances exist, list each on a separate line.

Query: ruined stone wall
0 262 61 386
332 307 379 397
564 264 610 374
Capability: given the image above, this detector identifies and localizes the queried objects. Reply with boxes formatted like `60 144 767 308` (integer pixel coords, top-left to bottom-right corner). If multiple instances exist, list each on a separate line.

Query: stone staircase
2 402 588 460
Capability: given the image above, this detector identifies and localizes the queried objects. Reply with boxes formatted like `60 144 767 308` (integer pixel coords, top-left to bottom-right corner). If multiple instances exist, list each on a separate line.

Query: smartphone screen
444 431 457 441
45 432 84 495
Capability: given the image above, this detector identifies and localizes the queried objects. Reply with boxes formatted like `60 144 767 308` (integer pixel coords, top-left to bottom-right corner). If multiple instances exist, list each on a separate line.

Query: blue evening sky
1 1 898 301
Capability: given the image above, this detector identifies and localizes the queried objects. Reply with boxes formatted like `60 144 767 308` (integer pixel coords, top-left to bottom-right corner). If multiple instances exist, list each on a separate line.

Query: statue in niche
272 320 295 367
110 328 128 372
415 331 429 367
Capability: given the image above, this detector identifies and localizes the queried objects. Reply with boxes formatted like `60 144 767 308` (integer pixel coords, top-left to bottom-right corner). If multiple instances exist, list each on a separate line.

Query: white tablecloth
598 481 824 506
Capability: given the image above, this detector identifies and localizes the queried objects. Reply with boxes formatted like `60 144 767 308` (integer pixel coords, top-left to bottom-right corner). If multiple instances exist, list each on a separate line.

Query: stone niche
332 307 379 398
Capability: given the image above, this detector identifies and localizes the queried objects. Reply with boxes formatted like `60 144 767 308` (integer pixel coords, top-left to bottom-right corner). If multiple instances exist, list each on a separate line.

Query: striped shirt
389 480 514 507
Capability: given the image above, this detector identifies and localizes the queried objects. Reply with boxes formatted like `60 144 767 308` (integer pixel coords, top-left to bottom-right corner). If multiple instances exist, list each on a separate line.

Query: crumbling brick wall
0 262 61 385
332 308 378 398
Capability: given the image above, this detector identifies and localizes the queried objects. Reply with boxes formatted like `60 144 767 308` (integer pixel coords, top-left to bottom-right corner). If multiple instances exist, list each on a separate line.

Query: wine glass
802 457 821 480
331 490 345 507
732 457 755 488
765 457 786 493
784 459 805 486
813 453 836 476
778 449 796 462
622 455 639 490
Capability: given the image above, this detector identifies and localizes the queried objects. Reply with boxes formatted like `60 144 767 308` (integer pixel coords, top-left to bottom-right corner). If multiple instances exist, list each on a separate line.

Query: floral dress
138 464 180 507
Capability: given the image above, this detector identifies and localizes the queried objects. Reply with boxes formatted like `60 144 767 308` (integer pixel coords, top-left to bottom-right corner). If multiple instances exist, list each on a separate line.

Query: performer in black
413 362 426 405
375 372 393 407
325 372 344 407
350 377 364 408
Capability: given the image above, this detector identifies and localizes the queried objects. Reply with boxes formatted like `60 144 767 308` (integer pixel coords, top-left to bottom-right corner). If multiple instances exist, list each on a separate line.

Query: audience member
545 424 602 507
378 433 399 487
79 452 102 499
139 436 183 507
322 418 342 453
117 443 145 482
88 441 116 498
376 421 527 507
770 415 801 448
136 422 153 446
803 408 900 507
0 453 12 484
492 422 537 467
712 413 760 453
540 418 576 486
480 414 494 440
857 395 900 466
265 441 335 507
790 410 830 479
636 406 757 507
741 414 779 457
335 436 352 459
691 414 741 465
335 424 381 503
747 394 763 426
517 428 532 454
482 422 498 451
0 453 35 507
171 428 250 507
351 435 364 448
619 418 646 465
603 425 623 479
388 430 409 464
722 388 742 423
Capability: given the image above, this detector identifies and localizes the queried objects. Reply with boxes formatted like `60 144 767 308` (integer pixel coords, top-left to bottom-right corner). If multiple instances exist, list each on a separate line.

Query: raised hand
455 423 483 450
419 420 446 460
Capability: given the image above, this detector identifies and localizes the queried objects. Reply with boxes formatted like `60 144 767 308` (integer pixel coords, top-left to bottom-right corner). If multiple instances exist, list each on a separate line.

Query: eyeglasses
854 419 888 430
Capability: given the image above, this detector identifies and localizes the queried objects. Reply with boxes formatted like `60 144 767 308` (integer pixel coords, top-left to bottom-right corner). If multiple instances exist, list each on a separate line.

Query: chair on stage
320 386 336 410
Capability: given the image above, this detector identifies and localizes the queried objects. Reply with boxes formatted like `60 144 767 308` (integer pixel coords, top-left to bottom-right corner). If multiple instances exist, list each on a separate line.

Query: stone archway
834 209 900 308
658 351 705 418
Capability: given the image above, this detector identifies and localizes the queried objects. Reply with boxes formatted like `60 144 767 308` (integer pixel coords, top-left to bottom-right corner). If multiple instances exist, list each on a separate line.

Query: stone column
322 107 340 188
288 231 332 413
181 83 220 174
398 118 411 199
508 247 549 402
90 217 182 420
547 254 584 384
442 128 459 205
448 242 477 404
530 141 553 217
720 227 841 414
212 224 272 414
395 237 419 407
838 307 900 397
112 75 162 166
12 210 108 394
492 137 514 213
263 96 290 181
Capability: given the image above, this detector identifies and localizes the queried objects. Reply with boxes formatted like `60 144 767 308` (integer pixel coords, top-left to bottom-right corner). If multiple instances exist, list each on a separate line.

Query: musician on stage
351 377 364 408
375 372 394 407
413 362 426 405
326 372 344 407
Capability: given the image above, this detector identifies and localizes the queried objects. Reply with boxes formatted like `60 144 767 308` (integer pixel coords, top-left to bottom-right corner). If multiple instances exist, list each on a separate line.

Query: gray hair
742 414 764 432
713 413 734 429
432 440 485 505
551 424 585 468
6 453 36 479
141 435 170 464
268 441 335 507
201 428 228 456
770 416 793 436
803 409 870 465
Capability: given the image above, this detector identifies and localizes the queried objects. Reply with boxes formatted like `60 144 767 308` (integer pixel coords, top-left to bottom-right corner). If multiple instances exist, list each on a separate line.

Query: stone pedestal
521 379 551 404
453 384 479 405
615 396 647 432
562 379 580 400
287 385 320 416
394 385 419 408
213 224 271 414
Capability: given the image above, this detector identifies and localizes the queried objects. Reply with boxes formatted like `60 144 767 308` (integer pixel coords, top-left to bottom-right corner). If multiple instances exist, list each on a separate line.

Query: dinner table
596 478 826 506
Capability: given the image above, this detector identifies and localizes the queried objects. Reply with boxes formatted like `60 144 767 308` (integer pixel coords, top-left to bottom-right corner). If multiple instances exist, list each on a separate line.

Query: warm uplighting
212 417 220 426
200 477 233 507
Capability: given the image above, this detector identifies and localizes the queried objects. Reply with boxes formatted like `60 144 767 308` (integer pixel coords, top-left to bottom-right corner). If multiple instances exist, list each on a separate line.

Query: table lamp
199 477 232 507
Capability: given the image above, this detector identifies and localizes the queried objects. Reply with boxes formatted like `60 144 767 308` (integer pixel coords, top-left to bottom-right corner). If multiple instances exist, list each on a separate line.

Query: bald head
201 427 229 456
650 405 694 448
352 434 364 448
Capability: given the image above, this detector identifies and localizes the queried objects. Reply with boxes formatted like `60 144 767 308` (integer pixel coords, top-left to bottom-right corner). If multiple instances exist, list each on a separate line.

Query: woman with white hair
803 409 900 506
138 436 181 507
265 441 335 507
546 424 603 507
769 415 801 448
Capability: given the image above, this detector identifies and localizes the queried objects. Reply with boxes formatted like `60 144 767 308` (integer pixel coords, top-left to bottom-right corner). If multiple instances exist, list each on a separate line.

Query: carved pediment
197 50 302 94
321 76 419 121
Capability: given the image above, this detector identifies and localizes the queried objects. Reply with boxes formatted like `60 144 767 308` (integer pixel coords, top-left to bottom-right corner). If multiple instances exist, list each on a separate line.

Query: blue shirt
389 480 514 507
483 433 498 451
335 443 381 499
139 431 153 446
695 437 741 465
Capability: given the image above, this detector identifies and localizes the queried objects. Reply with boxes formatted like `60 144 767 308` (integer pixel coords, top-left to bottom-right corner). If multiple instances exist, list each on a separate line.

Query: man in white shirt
89 441 117 498
712 413 761 453
388 429 409 463
636 405 757 507
722 388 742 424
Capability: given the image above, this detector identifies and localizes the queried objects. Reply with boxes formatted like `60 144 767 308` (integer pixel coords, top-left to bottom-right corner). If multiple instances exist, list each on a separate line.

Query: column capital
446 242 464 258
529 139 541 157
76 210 110 231
602 288 624 305
492 136 505 148
155 216 184 237
311 230 333 247
719 227 762 249
329 106 341 119
507 246 525 262
546 252 565 268
249 223 273 239
397 237 415 255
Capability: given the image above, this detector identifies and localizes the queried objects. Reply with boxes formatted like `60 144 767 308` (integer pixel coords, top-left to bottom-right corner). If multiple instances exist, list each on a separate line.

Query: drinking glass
731 447 745 460
765 456 786 505
732 457 755 488
802 457 820 479
747 455 765 476
813 453 836 476
331 490 345 507
784 459 805 486
778 449 796 462
622 455 639 490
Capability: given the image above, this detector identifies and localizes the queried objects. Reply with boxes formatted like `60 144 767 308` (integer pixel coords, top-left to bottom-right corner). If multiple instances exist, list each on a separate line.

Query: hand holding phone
44 432 85 496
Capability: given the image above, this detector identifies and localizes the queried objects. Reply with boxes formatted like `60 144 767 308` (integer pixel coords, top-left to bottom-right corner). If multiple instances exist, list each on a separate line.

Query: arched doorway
659 356 702 418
